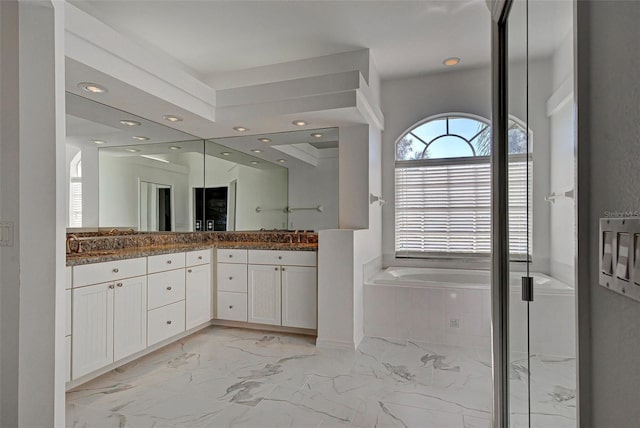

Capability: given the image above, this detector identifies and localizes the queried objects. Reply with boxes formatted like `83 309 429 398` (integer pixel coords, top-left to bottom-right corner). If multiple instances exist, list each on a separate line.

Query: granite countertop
66 241 318 266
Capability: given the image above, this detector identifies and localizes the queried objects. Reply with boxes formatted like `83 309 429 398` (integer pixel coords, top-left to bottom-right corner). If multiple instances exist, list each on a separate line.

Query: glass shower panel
507 0 532 426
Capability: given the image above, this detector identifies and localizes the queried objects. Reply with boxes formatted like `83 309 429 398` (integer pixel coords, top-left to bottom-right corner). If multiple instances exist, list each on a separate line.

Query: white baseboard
315 338 357 350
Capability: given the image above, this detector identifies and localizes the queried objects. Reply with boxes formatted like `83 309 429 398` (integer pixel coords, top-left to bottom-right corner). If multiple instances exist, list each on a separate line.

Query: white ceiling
69 0 573 82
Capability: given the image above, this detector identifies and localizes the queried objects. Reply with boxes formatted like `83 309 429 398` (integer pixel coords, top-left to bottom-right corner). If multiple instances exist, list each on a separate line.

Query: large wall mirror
66 92 339 232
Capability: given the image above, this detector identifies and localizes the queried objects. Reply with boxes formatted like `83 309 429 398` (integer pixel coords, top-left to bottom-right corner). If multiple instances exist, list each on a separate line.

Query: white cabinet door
186 264 212 329
65 335 71 383
281 266 317 329
113 276 147 361
248 265 281 326
72 282 114 379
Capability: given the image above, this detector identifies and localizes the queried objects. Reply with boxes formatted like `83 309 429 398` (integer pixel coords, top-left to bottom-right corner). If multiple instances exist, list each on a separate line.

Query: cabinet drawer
217 263 248 293
248 250 317 267
187 249 211 266
147 301 185 346
73 257 146 287
148 269 186 310
148 252 185 274
217 249 247 264
217 292 247 322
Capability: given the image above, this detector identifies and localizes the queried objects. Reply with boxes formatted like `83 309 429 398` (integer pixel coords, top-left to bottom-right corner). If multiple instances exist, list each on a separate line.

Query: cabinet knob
274 267 279 271
198 256 203 260
112 268 119 273
116 283 123 288
108 284 115 289
278 256 282 260
188 269 193 273
229 276 233 280
281 267 286 272
228 254 233 258
167 260 172 264
167 286 172 291
166 320 172 325
229 305 233 309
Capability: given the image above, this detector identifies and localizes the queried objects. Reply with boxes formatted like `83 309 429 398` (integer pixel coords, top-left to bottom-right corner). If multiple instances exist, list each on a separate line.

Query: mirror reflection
66 92 339 232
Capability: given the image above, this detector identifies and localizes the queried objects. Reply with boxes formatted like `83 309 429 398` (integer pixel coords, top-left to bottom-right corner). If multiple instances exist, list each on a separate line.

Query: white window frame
394 113 532 260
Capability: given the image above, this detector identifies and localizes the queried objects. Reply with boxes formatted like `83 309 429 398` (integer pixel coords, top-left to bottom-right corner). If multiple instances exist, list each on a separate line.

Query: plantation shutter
69 180 83 227
395 157 531 257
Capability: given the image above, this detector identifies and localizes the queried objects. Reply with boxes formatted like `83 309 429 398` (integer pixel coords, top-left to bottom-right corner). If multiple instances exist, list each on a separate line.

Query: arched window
69 152 83 227
395 114 531 257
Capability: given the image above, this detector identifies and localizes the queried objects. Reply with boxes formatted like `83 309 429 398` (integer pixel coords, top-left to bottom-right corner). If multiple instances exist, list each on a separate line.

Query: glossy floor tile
66 327 575 427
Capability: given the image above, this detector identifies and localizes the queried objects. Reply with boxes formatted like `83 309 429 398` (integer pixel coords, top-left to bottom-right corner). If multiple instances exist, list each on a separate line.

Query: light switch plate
600 218 640 302
0 221 14 247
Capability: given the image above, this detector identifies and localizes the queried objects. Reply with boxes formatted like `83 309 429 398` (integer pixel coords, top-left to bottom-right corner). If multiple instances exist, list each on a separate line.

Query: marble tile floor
66 327 576 428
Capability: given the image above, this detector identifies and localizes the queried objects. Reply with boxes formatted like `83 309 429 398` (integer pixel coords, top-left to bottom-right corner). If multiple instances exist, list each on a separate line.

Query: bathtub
364 267 576 357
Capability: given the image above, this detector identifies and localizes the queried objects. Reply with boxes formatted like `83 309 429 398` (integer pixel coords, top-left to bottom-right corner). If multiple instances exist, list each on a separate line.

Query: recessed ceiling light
292 120 307 127
169 146 181 150
132 136 149 141
221 152 231 156
164 115 183 123
78 82 107 94
233 126 249 132
258 138 272 143
277 159 286 163
251 149 262 153
311 133 323 138
92 140 106 145
125 148 140 153
443 57 461 67
250 161 259 165
120 120 141 126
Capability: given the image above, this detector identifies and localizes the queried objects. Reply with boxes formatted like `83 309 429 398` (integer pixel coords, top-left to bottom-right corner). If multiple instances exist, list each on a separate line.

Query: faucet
108 228 119 235
66 234 81 254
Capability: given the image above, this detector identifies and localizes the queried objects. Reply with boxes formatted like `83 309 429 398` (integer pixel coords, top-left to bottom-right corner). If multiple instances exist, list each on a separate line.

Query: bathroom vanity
65 231 317 389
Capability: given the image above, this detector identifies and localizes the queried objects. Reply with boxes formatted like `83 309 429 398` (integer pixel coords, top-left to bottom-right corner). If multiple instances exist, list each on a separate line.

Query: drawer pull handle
167 286 172 291
198 256 203 260
116 282 123 288
112 268 119 273
167 260 172 264
166 320 172 325
229 276 233 280
188 269 193 273
229 305 233 309
108 284 115 289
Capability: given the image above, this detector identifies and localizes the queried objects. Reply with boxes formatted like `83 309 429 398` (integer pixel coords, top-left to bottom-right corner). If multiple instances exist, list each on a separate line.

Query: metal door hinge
522 276 534 302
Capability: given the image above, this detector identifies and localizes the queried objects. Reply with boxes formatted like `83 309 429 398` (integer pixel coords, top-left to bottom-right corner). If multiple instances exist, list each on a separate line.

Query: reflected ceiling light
132 136 149 141
120 120 141 126
125 148 140 153
140 155 169 164
92 140 106 145
233 126 249 132
292 120 307 126
443 57 461 66
221 152 231 156
164 115 183 122
250 161 259 165
258 138 272 143
251 149 262 153
169 146 181 150
310 133 323 138
78 82 107 94
277 159 286 163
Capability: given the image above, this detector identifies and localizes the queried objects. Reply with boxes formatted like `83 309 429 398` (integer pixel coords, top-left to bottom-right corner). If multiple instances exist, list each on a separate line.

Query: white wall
235 166 288 230
99 154 191 230
579 1 640 426
1 1 66 426
287 149 338 231
380 61 554 273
